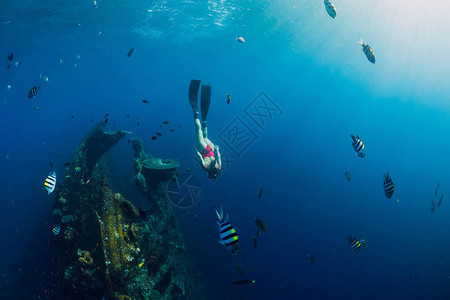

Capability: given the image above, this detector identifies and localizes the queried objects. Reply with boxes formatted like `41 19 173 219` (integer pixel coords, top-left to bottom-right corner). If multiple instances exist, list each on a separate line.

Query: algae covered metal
52 122 204 299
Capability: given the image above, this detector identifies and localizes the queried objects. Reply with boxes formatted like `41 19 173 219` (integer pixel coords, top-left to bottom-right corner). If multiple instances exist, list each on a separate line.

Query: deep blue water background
1 0 450 299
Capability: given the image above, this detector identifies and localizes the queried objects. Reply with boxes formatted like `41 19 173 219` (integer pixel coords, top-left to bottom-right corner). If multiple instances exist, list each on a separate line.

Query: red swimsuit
202 145 215 158
201 145 220 170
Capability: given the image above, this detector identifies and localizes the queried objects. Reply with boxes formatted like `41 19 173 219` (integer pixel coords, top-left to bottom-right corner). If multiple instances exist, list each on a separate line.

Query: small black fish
71 115 75 119
137 122 140 126
230 280 256 285
156 132 162 137
170 129 174 132
104 113 109 118
127 139 131 143
63 162 71 166
127 115 131 118
308 255 315 264
50 162 54 168
151 136 157 140
7 64 10 70
28 85 41 99
163 121 169 124
435 183 440 196
255 217 266 233
431 200 436 212
104 118 108 124
227 94 231 104
252 237 257 248
142 99 149 103
8 52 13 62
127 47 135 57
258 185 263 198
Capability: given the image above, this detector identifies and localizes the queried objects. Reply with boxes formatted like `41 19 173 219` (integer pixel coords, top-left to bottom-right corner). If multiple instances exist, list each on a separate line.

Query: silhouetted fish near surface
258 185 263 198
170 129 174 132
151 136 157 140
136 122 140 126
227 94 231 104
323 0 337 18
431 199 436 212
163 121 169 124
156 132 162 137
104 113 109 118
308 255 315 264
142 99 149 103
230 279 255 285
127 47 135 57
28 85 41 98
8 52 13 61
104 118 108 125
63 162 71 166
435 183 440 196
356 38 375 64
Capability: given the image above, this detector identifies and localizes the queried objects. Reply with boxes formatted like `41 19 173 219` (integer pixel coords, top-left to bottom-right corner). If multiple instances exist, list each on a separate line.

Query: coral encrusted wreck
52 122 204 299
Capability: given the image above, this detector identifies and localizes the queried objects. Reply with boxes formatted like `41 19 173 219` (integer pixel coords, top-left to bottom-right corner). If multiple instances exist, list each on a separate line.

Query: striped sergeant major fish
28 85 41 99
348 235 366 252
350 134 365 158
52 225 60 236
383 172 394 199
323 0 337 19
356 38 375 64
44 171 57 194
216 206 239 255
344 170 351 182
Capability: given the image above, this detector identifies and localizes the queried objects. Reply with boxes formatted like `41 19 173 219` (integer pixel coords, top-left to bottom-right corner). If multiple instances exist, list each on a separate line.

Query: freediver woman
188 79 222 179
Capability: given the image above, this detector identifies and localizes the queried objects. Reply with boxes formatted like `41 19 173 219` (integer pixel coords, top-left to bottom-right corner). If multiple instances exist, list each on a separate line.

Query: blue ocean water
1 0 450 299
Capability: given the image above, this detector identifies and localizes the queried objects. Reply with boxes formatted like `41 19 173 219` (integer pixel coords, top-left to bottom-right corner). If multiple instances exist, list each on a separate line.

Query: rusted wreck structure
52 122 204 299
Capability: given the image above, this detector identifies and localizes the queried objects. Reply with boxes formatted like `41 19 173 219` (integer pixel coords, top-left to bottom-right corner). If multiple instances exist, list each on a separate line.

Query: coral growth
78 251 93 265
53 123 204 299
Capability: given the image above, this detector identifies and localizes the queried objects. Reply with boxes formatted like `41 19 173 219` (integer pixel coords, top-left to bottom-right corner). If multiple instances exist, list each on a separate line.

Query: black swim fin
189 80 201 113
200 85 211 122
